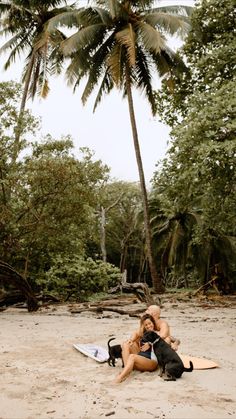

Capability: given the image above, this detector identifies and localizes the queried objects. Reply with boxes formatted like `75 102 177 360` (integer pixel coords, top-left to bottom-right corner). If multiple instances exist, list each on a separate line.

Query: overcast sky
0 0 195 184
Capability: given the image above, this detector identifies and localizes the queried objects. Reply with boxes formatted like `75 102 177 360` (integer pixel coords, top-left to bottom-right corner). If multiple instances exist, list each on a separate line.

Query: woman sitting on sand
114 314 158 383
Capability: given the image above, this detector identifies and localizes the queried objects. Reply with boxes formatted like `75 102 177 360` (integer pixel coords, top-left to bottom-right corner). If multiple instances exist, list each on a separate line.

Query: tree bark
125 63 164 293
13 51 35 163
100 206 107 262
0 261 39 312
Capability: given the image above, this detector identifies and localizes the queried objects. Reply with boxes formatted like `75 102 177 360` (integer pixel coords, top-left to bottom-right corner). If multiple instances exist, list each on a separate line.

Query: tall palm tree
149 198 236 292
0 0 74 161
150 203 201 287
48 0 192 292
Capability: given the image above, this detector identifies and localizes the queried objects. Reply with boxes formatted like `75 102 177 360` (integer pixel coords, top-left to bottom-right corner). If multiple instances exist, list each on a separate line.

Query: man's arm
158 319 171 342
158 319 180 350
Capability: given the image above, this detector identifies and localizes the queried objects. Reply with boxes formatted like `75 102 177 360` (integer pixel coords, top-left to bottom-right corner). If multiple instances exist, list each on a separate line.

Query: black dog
142 331 193 381
107 337 123 367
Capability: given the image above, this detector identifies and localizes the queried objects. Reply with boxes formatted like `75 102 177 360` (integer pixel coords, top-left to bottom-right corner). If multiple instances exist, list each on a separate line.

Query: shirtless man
145 305 180 351
122 305 180 361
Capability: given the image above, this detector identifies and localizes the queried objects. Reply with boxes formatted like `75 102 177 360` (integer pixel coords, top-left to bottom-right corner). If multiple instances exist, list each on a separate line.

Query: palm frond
152 45 186 79
1 36 30 70
98 0 125 20
30 55 41 99
137 20 166 54
40 78 50 98
153 5 193 17
61 23 105 56
81 35 114 104
34 28 50 50
66 49 90 85
135 47 156 114
0 30 26 54
144 12 190 39
0 2 12 14
115 24 136 67
92 6 113 25
107 43 122 85
93 70 114 112
46 10 82 32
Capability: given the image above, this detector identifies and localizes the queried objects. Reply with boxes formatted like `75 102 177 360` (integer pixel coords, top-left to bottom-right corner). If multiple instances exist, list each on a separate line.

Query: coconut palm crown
50 0 192 112
0 0 75 160
47 0 192 292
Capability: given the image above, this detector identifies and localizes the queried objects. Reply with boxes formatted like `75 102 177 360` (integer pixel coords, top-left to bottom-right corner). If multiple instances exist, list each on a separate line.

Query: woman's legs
114 354 157 383
121 341 139 366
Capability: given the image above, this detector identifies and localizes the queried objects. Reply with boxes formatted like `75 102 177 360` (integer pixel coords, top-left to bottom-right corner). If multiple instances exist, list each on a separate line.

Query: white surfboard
73 343 109 363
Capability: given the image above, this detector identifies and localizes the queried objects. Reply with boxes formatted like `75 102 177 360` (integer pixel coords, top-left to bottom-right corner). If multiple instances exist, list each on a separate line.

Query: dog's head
142 330 160 344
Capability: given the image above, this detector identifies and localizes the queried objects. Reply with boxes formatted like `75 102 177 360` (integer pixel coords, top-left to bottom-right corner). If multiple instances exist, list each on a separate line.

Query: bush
37 256 122 301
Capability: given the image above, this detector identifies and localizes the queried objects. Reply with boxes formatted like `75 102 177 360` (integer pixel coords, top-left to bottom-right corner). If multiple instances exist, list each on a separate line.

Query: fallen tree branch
69 305 144 317
0 260 39 312
192 276 220 296
108 282 157 305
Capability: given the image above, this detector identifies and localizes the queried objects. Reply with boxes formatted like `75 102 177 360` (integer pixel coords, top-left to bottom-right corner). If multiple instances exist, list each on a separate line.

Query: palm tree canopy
48 0 192 113
0 0 75 98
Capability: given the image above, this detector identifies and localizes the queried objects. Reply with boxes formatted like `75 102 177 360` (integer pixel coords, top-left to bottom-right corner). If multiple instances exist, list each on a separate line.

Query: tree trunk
0 261 39 312
13 52 35 163
125 64 164 293
100 206 107 262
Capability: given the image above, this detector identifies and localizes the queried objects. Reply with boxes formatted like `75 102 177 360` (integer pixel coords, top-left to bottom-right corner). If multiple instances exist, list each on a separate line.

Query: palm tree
150 202 201 288
149 199 236 293
0 0 74 161
47 0 192 292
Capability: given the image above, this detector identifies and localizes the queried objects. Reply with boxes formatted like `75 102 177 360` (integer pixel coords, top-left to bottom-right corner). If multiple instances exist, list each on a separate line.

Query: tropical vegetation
0 0 74 160
151 0 236 292
46 0 192 292
0 0 235 309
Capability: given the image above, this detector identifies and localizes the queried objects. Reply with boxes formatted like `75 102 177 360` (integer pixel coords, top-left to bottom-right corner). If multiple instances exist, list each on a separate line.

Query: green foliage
151 0 236 292
183 0 236 86
0 81 110 286
154 79 236 234
39 256 122 301
0 0 74 100
154 0 236 126
48 0 191 115
98 181 145 281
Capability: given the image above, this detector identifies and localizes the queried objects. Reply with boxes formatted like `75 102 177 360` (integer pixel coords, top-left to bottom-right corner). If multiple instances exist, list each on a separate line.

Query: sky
0 0 195 184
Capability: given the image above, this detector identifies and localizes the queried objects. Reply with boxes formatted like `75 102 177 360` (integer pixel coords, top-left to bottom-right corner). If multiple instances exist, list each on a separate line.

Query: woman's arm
128 330 140 345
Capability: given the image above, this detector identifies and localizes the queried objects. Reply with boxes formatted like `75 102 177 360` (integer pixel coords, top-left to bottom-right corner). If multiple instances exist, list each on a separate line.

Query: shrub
38 256 122 301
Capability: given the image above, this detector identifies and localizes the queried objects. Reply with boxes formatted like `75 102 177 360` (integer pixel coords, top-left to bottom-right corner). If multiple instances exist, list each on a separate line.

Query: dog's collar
152 337 160 345
147 336 160 346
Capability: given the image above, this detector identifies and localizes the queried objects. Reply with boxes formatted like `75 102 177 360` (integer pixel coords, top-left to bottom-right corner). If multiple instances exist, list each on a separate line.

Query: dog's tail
184 360 193 372
107 337 116 349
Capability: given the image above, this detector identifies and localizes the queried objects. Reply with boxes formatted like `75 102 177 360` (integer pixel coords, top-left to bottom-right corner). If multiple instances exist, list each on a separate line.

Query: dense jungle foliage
0 0 235 304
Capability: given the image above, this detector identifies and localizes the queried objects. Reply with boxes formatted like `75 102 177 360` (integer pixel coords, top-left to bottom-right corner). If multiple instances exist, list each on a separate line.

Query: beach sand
0 295 236 419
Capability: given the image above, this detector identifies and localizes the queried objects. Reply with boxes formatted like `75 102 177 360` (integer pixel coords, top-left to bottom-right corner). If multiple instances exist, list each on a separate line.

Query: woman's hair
139 313 156 335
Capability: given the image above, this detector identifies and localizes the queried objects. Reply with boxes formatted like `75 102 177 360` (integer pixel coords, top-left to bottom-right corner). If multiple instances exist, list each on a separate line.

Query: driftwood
193 275 222 296
0 261 39 312
0 290 26 307
108 282 157 305
70 306 143 317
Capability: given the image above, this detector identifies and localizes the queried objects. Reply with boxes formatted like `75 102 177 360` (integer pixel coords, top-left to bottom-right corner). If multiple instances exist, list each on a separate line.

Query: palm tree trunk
13 52 35 163
125 63 164 293
100 206 107 262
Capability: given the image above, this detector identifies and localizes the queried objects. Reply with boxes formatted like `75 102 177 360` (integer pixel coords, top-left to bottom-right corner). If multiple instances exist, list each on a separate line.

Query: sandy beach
0 295 236 419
